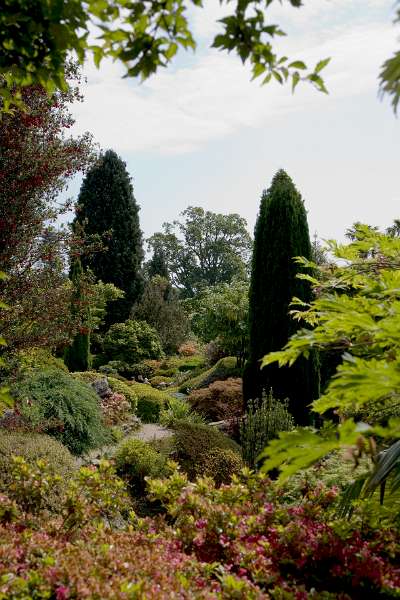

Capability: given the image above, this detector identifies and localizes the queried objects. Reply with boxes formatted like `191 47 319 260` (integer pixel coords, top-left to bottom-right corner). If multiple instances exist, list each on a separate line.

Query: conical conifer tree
64 258 91 372
75 150 144 325
148 246 169 280
243 170 319 424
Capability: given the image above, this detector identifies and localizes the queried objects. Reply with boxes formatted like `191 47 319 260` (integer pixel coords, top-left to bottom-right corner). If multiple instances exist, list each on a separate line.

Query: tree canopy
148 206 252 297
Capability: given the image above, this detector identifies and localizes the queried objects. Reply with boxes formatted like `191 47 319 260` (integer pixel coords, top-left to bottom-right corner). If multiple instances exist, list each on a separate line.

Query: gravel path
133 423 174 442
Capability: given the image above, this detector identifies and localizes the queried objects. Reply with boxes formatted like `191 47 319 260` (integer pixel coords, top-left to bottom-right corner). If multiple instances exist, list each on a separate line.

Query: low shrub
130 362 155 380
12 369 110 455
159 397 205 428
176 355 206 372
103 319 164 364
71 371 102 385
154 368 178 378
240 390 294 468
204 340 225 366
199 447 244 485
114 437 166 493
100 393 131 426
188 377 243 421
107 377 138 413
173 420 241 479
0 432 76 512
131 383 171 423
178 357 241 393
150 375 174 387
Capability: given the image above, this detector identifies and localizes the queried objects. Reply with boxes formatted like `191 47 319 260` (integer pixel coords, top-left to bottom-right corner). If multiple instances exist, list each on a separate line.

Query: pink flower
56 586 69 600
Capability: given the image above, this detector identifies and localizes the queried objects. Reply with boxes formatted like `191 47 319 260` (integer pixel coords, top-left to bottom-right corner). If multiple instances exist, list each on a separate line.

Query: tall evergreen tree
75 150 144 325
64 258 91 372
243 170 319 425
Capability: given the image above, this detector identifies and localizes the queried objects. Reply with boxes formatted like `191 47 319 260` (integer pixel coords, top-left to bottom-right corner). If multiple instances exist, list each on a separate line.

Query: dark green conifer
64 258 91 372
243 170 319 424
75 150 144 325
148 245 169 280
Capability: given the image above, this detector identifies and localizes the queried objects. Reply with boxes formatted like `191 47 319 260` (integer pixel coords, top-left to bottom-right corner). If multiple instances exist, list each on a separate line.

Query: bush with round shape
130 362 155 380
114 437 166 493
173 420 241 479
0 432 76 512
178 342 199 356
131 383 171 423
150 375 174 387
103 319 164 364
199 448 244 486
188 378 243 421
12 369 110 455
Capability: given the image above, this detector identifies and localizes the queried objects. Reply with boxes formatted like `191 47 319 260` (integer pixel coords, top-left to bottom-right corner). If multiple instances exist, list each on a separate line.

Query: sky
67 0 400 244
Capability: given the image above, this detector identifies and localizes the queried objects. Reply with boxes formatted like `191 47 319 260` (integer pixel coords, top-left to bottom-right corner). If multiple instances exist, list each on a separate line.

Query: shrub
0 432 76 512
178 341 199 356
150 375 174 387
100 393 131 426
159 397 205 428
71 371 102 385
107 377 138 413
173 420 241 479
131 383 171 423
179 357 241 393
12 369 110 455
103 319 164 364
114 438 166 493
240 390 294 467
199 447 244 485
154 368 177 378
176 355 206 372
188 378 243 421
130 362 155 380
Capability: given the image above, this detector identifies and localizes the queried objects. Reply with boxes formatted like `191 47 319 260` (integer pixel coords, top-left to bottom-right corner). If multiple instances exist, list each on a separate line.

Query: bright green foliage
243 169 319 424
188 279 249 367
178 356 241 393
259 226 400 512
75 150 143 325
12 369 110 454
172 420 241 479
103 319 163 364
159 396 205 427
131 382 171 423
0 0 332 112
0 432 76 512
88 280 124 332
64 258 91 372
240 390 294 468
148 206 252 297
114 438 166 493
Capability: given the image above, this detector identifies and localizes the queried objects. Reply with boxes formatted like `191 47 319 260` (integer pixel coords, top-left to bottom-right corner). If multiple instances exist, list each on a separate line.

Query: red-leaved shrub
188 377 243 421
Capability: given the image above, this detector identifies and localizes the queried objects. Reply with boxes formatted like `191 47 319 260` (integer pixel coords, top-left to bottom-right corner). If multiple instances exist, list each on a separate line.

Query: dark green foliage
173 420 241 479
103 319 164 364
147 246 169 280
131 383 171 423
114 437 166 494
75 150 144 325
243 170 319 424
178 357 241 393
12 369 110 455
64 258 91 372
0 432 76 512
240 391 294 468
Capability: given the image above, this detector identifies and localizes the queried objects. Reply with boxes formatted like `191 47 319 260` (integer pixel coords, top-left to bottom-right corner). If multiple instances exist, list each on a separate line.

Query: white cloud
70 5 397 155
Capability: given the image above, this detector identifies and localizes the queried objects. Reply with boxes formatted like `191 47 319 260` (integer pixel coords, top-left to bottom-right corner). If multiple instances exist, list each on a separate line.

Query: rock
91 377 111 399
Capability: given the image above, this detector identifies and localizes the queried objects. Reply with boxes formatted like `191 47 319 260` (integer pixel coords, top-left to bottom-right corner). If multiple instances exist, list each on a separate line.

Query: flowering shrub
148 466 400 598
100 392 131 426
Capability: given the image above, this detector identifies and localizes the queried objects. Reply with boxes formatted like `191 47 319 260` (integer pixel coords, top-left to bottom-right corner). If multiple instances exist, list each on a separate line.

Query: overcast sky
68 0 399 244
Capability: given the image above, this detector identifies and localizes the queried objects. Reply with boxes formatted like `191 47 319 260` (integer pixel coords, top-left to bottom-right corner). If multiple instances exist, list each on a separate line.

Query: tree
259 226 400 517
147 246 169 280
75 150 144 325
148 206 252 297
188 279 249 367
243 169 319 425
0 1 333 111
64 258 91 372
0 68 95 352
133 276 189 354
